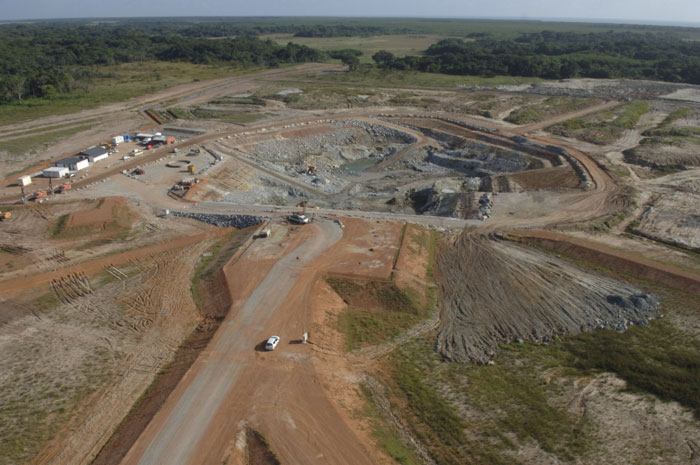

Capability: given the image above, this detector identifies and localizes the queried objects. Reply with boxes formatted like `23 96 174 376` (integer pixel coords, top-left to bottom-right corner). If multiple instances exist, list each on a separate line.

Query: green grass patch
307 67 544 88
0 346 113 465
329 278 431 351
394 353 466 448
366 236 700 465
190 108 267 124
505 107 542 124
208 95 267 106
263 33 459 63
658 107 692 127
167 107 191 119
560 320 700 418
611 100 649 129
1 118 100 139
190 239 227 309
50 202 132 240
462 346 591 460
51 214 69 238
548 100 650 145
524 240 700 416
358 384 422 465
380 334 593 464
385 339 515 465
0 62 254 128
33 292 59 310
0 124 93 155
505 97 600 124
190 227 250 310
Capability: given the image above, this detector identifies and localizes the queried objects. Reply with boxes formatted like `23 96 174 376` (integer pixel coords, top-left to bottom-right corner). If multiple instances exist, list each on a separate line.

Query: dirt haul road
510 100 622 135
120 219 374 465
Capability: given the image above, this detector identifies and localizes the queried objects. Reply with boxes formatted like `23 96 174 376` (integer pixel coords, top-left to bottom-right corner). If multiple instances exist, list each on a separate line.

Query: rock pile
171 212 267 228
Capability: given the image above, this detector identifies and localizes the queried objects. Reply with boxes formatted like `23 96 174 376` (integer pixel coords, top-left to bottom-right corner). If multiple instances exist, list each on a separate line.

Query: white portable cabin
111 135 124 145
17 175 32 187
81 146 109 163
43 167 69 178
56 156 89 171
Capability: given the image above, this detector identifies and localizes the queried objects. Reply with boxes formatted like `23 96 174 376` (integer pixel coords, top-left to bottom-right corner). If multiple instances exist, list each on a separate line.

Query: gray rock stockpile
436 233 660 363
427 145 532 176
172 212 268 228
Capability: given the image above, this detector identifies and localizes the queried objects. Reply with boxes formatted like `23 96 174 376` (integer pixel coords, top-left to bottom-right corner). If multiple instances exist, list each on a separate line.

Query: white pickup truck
288 213 309 224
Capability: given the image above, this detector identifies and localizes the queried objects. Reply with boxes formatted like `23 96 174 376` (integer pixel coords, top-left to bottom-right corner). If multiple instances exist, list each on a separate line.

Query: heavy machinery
289 201 313 224
55 183 71 194
0 211 11 221
306 163 317 174
33 191 47 201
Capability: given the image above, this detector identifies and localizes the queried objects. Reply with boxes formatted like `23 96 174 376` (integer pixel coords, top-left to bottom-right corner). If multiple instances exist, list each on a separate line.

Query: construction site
1 63 700 465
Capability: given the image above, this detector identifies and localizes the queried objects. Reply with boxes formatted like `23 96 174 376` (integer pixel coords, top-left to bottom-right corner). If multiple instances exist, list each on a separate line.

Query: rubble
170 212 268 228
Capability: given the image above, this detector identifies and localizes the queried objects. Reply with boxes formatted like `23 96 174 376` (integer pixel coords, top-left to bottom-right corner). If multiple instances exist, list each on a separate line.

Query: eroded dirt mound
436 232 659 362
56 197 135 238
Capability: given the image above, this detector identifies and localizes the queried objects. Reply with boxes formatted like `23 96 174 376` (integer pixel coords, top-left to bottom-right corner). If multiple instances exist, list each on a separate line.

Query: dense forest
0 23 323 104
372 32 700 83
2 20 700 105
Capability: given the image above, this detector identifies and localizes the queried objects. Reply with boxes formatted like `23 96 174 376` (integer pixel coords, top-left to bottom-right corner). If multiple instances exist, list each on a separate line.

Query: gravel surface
171 212 268 228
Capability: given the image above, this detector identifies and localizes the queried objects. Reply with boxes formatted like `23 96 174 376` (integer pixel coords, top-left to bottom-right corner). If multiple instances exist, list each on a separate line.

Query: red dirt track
0 228 229 297
118 218 403 465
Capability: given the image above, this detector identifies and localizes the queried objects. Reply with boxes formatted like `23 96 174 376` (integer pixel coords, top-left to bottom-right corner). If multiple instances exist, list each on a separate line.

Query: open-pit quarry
1 65 700 465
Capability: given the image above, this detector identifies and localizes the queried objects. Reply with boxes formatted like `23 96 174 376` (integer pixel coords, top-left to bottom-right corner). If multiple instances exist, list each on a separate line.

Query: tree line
0 23 323 104
372 31 700 84
3 22 700 105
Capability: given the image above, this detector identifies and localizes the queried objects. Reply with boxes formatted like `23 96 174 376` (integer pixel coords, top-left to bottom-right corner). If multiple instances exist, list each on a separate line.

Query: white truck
288 213 309 224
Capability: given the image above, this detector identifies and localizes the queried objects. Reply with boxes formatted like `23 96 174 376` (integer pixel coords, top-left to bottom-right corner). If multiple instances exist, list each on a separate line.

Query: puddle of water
339 157 377 174
277 89 303 95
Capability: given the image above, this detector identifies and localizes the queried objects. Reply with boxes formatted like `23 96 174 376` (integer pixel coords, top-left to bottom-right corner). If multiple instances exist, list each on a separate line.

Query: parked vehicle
265 336 280 351
288 213 309 224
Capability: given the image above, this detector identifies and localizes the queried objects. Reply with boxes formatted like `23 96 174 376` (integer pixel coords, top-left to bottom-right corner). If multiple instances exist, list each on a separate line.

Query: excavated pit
436 232 660 363
199 117 585 218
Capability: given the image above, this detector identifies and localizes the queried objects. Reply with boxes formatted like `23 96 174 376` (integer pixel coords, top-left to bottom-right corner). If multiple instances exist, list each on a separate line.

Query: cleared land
1 59 699 465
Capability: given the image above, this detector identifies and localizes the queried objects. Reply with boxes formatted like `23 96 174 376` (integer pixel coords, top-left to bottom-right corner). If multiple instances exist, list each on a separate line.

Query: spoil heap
436 232 660 363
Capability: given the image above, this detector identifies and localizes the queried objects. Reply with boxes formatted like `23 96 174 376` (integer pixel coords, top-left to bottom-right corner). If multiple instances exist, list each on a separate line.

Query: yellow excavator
306 163 317 174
